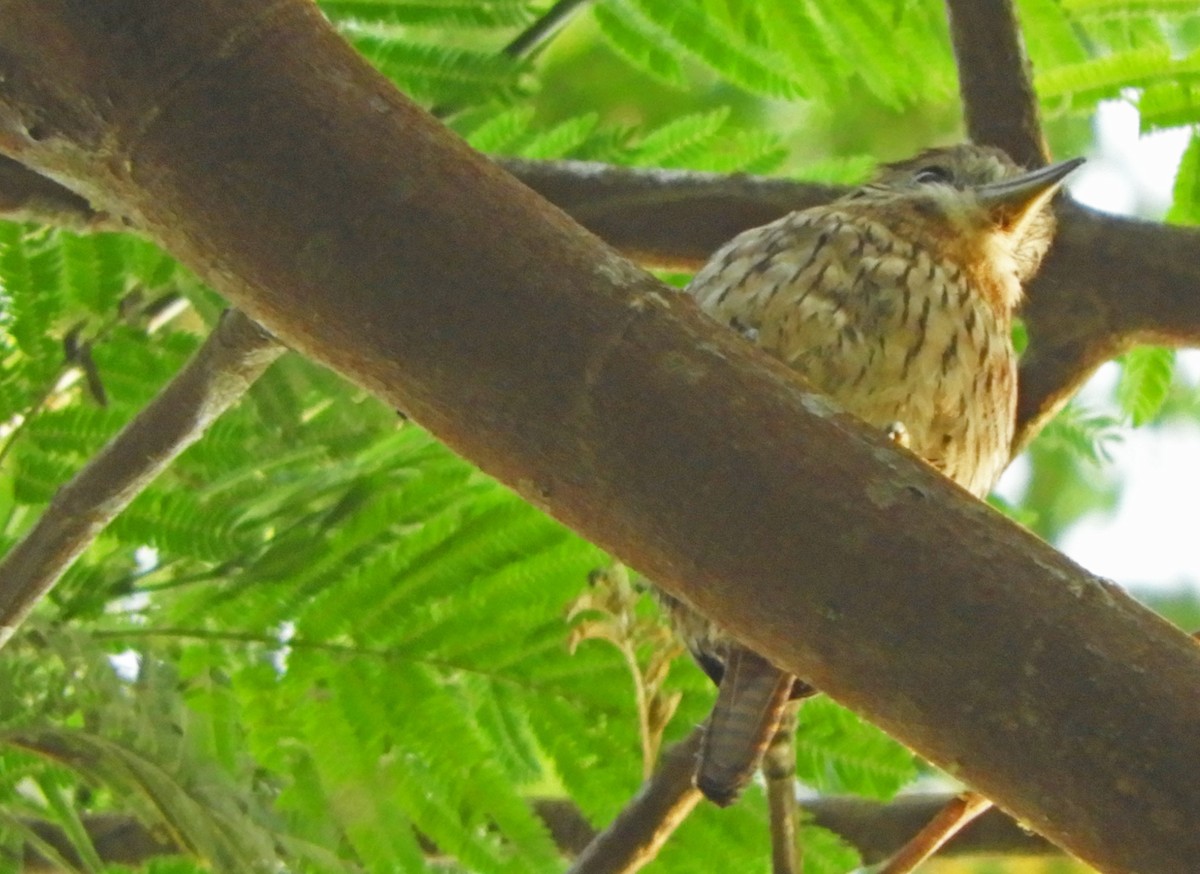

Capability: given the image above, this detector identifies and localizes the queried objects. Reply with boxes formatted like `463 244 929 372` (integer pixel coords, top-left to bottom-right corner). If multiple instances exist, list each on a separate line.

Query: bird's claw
885 421 910 448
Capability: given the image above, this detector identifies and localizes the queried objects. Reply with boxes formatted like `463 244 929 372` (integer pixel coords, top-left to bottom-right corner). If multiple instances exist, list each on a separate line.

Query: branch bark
566 727 702 874
944 0 1047 169
0 310 284 640
1 4 1198 872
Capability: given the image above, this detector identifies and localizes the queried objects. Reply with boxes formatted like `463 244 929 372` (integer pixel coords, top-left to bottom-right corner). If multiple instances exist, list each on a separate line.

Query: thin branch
566 727 703 874
500 157 840 271
503 0 594 59
805 794 1056 863
944 0 1047 168
878 791 994 874
763 701 802 874
433 0 593 118
0 311 284 645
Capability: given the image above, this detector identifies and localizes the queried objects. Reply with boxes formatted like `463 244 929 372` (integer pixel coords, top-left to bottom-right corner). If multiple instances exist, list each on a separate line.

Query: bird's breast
689 209 1017 498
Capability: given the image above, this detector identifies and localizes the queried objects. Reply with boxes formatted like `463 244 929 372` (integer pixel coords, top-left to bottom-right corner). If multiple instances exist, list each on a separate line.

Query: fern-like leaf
1037 47 1200 113
349 33 527 103
1167 131 1200 224
593 0 690 88
792 697 917 800
1036 403 1124 465
622 0 809 98
800 822 863 874
1140 81 1200 132
1116 346 1174 425
1063 0 1200 16
632 107 732 166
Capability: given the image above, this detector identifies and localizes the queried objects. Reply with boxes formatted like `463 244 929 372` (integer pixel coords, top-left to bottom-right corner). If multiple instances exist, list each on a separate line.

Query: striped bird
660 144 1082 805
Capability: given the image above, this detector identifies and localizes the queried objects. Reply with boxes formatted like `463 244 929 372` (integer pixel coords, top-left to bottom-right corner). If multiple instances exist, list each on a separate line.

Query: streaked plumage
662 144 1081 805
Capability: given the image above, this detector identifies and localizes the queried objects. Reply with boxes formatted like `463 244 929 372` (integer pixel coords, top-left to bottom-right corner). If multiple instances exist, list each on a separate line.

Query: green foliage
1018 403 1125 543
793 698 917 800
1033 403 1124 468
348 32 529 103
321 0 537 29
798 823 863 874
1117 346 1175 425
593 0 691 88
2 1 1198 872
614 0 809 99
1168 131 1200 223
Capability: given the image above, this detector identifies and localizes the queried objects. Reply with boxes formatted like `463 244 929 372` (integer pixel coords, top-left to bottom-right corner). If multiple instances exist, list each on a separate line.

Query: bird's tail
696 647 794 806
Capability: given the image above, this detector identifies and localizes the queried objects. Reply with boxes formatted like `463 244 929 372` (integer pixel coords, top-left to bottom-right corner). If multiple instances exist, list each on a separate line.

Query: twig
944 0 1048 168
431 0 593 118
763 700 802 874
566 726 703 874
803 794 1054 863
503 0 594 59
877 791 994 874
0 310 284 646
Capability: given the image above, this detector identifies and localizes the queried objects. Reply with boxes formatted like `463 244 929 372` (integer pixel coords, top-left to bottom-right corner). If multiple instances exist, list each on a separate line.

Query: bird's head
842 144 1083 312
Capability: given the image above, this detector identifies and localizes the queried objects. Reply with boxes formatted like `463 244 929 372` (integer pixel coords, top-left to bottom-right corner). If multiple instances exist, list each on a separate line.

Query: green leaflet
594 0 691 88
1168 131 1200 224
793 697 917 800
322 0 536 29
1117 346 1175 426
622 0 809 98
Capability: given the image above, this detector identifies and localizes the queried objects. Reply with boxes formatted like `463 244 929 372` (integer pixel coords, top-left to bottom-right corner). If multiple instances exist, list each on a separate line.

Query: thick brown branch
1 5 1199 871
0 310 283 641
12 151 1193 458
503 157 840 271
944 0 1047 168
1015 200 1200 452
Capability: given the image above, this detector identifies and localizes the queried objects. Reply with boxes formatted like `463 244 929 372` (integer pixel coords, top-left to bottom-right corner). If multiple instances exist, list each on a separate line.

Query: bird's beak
975 157 1086 226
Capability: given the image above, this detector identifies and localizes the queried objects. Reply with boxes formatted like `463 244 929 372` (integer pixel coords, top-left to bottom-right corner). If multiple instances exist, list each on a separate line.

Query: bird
659 144 1083 806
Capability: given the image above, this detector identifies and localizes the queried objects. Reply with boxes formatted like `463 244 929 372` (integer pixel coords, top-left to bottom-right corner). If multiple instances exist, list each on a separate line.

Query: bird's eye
913 165 953 185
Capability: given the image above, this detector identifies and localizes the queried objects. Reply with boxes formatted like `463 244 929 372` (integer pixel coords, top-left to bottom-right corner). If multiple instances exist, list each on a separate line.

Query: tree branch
805 793 1056 863
944 0 1048 169
503 0 593 59
502 157 841 271
0 310 284 640
566 727 702 874
1 5 1198 871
